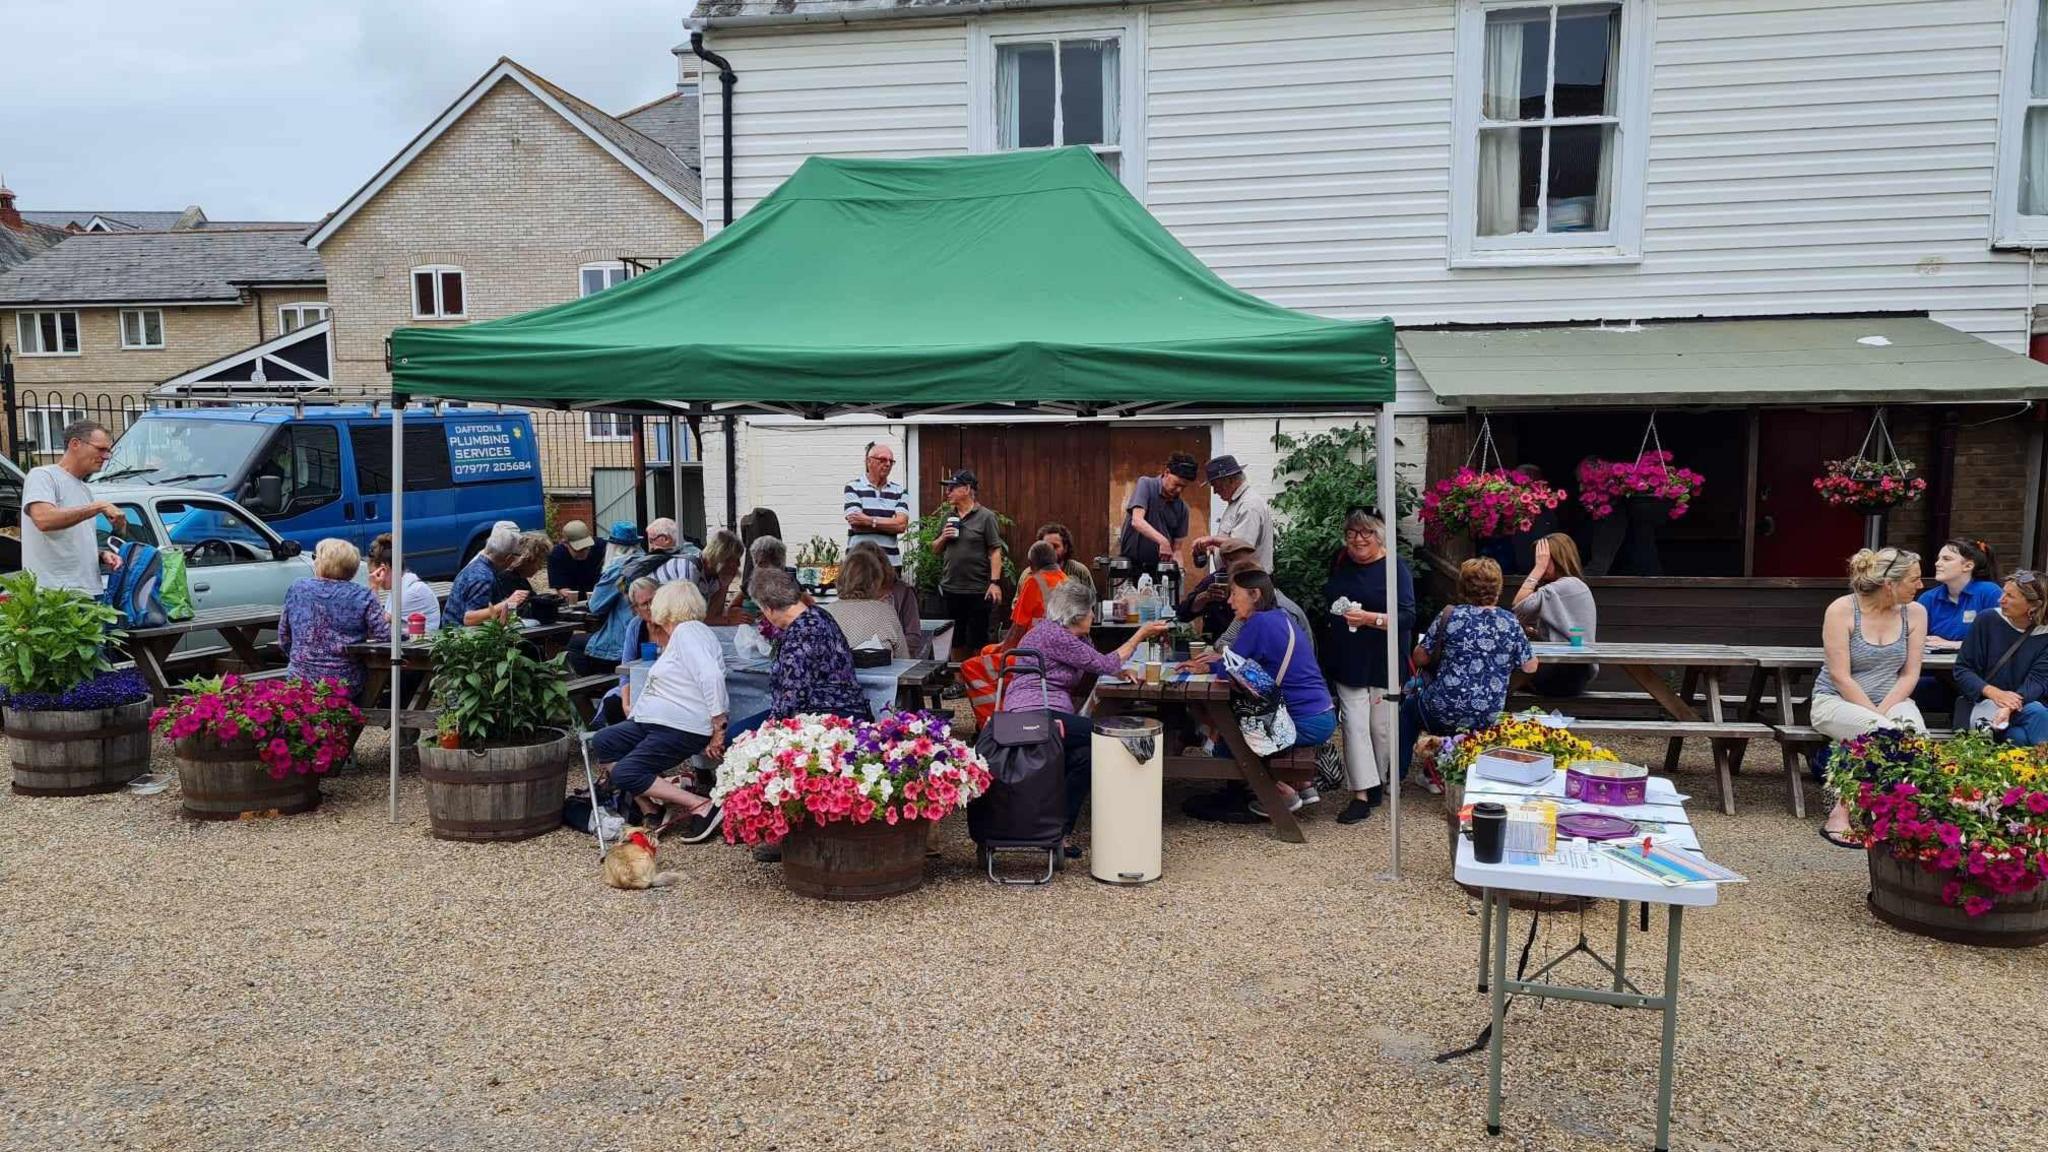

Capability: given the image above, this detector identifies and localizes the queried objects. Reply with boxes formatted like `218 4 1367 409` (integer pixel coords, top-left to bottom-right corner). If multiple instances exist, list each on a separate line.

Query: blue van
99 406 544 579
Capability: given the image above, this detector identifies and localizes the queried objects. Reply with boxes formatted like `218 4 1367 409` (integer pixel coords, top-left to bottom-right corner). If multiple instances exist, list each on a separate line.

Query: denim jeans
2000 701 2048 748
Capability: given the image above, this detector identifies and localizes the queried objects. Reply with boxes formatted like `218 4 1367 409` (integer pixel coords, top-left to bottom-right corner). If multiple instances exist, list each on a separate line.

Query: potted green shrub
0 572 151 795
417 618 575 842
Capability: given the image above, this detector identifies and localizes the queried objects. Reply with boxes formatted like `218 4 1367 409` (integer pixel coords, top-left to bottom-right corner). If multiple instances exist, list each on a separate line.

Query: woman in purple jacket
1004 579 1169 849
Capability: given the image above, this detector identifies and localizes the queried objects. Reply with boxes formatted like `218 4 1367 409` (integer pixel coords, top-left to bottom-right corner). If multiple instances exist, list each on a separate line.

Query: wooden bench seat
361 709 443 731
1767 724 1956 819
1560 718 1775 740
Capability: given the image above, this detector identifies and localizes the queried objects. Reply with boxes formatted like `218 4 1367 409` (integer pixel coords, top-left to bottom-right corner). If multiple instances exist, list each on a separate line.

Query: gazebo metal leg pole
1486 889 1509 1137
1653 905 1685 1152
389 396 407 823
1377 405 1401 879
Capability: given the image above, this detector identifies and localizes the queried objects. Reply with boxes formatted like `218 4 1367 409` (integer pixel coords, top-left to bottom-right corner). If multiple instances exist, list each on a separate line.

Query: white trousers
1335 683 1390 792
1810 694 1925 742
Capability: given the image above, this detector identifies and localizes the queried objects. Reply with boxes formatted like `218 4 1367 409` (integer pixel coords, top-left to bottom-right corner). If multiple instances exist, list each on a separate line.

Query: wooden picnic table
1739 645 1955 727
1094 673 1313 844
122 604 283 704
1528 642 1772 816
347 621 586 711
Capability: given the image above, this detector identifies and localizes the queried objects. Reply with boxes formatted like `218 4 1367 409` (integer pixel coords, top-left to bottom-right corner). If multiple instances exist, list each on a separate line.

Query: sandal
1819 825 1863 850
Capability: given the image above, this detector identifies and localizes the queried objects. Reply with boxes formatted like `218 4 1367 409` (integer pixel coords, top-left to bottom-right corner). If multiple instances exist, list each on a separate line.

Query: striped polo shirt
844 476 910 565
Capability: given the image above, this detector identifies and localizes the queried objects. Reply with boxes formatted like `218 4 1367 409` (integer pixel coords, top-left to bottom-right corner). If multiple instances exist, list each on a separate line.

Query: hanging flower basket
1576 451 1705 521
1420 468 1565 545
1814 409 1925 512
1813 456 1926 512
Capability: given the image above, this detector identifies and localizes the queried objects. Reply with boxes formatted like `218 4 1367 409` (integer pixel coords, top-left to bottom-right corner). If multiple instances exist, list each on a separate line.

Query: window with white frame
278 302 328 332
22 407 87 455
15 310 80 355
410 266 466 319
1452 0 1651 265
579 262 628 297
585 412 633 442
1995 1 2048 244
972 15 1144 191
119 308 164 350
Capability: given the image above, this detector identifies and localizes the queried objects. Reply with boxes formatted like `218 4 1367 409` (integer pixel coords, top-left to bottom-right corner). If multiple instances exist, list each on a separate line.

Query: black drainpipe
691 31 742 528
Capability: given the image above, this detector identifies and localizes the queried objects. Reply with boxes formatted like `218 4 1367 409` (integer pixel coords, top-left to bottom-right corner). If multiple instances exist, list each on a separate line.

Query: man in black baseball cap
933 468 1005 652
1118 451 1198 570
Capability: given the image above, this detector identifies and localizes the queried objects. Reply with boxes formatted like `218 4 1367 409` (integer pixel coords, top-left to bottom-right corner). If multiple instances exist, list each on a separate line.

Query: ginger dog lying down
603 830 681 890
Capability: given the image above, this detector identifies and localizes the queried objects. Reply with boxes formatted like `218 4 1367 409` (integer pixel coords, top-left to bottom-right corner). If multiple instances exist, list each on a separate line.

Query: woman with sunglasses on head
1952 570 2048 747
1813 547 1928 847
1319 510 1415 824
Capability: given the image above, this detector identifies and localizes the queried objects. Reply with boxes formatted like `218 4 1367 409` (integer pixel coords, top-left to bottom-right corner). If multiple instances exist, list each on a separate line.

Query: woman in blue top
1221 569 1336 818
1399 558 1538 784
1918 539 2001 648
1913 539 2002 719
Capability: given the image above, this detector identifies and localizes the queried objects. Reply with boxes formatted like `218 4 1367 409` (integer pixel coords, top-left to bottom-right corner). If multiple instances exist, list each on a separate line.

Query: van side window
351 425 455 494
254 425 342 515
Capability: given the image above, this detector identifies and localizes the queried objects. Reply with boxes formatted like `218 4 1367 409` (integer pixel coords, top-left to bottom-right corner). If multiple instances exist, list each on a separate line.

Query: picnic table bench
122 605 284 703
1528 642 1769 816
1095 673 1315 843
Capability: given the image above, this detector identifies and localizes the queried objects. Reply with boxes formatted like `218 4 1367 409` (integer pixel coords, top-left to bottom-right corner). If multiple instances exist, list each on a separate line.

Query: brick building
0 222 324 456
306 57 706 508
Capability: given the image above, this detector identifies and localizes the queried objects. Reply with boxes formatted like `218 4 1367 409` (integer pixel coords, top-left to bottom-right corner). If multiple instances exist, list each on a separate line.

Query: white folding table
1453 772 1724 1152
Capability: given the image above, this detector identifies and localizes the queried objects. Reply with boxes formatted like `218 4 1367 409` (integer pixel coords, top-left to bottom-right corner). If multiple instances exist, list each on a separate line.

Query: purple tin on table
1565 760 1649 807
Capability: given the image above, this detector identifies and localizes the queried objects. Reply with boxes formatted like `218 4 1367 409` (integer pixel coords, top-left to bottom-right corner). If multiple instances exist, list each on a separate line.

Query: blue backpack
101 539 169 629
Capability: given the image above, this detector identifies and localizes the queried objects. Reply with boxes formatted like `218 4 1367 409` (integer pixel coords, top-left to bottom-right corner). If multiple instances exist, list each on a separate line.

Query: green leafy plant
0 571 124 699
425 618 573 746
1267 424 1423 614
794 535 843 568
900 506 1019 596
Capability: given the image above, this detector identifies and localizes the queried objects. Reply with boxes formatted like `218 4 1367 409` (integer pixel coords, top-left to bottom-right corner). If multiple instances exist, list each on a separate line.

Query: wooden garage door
918 423 1212 588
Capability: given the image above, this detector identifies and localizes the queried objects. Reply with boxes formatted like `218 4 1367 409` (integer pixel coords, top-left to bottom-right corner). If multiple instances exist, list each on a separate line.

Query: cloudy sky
1 0 691 222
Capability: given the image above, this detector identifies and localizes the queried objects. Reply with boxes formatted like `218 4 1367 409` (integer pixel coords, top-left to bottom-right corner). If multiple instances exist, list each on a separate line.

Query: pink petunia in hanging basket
1576 451 1705 521
1812 455 1927 511
1420 468 1566 544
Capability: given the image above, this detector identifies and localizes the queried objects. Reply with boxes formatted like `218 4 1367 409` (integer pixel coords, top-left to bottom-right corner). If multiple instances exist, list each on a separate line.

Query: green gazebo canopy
388 148 1394 417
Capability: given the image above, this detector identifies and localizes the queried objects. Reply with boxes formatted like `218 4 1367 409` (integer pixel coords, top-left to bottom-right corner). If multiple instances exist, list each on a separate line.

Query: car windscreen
100 418 269 488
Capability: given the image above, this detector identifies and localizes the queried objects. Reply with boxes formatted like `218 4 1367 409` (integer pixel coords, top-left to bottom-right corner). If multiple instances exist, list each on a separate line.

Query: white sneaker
1247 793 1305 820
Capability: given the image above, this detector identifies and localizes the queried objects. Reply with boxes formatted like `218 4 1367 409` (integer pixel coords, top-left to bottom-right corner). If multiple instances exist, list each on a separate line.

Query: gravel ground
2 732 2043 1152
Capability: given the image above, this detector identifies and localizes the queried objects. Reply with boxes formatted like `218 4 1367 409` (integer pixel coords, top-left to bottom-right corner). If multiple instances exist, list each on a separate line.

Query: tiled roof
0 228 323 306
619 90 702 174
505 61 702 207
0 221 67 272
18 210 310 233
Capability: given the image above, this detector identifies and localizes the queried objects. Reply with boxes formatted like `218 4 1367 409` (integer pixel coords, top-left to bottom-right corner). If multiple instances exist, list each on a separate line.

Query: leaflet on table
1597 843 1747 886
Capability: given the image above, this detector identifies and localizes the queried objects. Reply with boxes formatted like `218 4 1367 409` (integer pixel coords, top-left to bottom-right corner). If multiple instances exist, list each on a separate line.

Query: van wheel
461 532 489 564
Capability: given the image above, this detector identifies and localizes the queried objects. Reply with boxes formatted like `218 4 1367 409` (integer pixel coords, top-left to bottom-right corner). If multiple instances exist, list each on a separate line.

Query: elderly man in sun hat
1191 454 1273 573
546 519 603 600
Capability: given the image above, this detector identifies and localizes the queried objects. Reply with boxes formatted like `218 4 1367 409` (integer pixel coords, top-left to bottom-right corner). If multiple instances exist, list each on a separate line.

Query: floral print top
277 577 391 696
1416 604 1532 733
769 607 872 721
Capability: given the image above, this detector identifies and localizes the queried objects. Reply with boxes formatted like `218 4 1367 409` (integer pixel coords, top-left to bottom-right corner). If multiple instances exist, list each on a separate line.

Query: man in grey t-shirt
21 419 124 595
1117 452 1198 571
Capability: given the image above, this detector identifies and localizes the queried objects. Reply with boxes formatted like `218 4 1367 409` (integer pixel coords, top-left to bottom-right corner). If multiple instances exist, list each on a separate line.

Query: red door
1753 411 1866 577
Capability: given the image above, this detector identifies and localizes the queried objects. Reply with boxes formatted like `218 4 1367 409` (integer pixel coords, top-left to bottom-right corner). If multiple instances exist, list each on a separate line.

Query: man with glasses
843 440 909 567
21 419 125 593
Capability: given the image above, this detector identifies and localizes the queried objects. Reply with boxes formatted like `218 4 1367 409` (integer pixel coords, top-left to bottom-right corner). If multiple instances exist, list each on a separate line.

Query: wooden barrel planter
1866 849 2048 949
1445 784 1586 914
417 728 571 843
5 698 152 796
781 817 932 900
174 734 322 820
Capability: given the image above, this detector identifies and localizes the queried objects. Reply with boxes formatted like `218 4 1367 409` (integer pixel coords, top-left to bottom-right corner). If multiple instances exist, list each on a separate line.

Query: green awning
1402 316 2048 409
389 148 1394 416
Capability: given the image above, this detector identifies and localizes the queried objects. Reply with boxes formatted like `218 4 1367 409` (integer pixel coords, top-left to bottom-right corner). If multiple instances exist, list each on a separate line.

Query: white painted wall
692 0 2038 530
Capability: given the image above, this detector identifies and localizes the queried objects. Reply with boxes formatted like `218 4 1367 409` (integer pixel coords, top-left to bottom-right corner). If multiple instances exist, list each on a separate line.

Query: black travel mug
1471 802 1508 864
